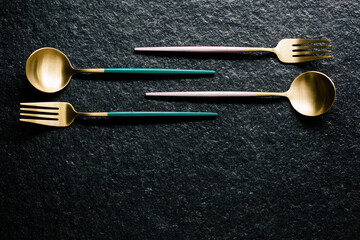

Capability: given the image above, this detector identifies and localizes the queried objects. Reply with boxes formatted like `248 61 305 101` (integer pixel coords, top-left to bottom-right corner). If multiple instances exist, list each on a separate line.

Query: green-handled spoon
25 47 215 93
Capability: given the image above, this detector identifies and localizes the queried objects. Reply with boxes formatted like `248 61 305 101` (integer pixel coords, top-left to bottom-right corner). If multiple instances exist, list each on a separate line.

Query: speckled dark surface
1 0 360 239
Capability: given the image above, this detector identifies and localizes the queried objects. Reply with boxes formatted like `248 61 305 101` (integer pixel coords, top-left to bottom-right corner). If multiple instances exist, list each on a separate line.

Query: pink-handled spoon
146 71 336 117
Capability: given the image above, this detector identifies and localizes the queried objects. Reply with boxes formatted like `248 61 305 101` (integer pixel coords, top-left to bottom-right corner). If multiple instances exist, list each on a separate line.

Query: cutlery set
20 39 336 127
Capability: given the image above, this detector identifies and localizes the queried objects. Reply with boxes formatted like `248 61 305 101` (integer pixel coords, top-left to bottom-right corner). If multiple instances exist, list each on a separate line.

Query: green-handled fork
135 39 332 63
20 102 218 127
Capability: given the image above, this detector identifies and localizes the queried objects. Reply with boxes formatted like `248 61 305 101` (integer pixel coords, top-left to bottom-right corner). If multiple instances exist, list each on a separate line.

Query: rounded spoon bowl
26 48 75 93
285 71 336 116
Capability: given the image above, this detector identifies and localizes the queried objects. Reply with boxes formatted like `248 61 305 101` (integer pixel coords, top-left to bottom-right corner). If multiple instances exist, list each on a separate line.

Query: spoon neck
256 92 287 97
76 68 104 73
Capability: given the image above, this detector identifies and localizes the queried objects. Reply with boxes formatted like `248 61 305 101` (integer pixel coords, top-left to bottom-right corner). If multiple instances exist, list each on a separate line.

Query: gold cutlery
135 39 331 63
25 47 215 93
20 102 218 127
146 71 336 116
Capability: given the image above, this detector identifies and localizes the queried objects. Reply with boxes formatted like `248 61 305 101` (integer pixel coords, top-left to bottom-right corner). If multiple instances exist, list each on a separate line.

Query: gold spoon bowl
26 48 77 93
285 71 336 116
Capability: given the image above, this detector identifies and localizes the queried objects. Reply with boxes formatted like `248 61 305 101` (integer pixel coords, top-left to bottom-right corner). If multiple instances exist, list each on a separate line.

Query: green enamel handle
104 68 215 74
107 112 218 117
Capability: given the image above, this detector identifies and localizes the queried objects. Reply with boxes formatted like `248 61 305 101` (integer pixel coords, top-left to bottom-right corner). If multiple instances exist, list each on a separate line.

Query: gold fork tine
294 55 332 62
293 50 331 56
20 102 66 127
20 102 60 108
19 118 59 126
293 45 331 50
20 113 58 119
20 107 59 113
20 102 60 126
296 39 331 44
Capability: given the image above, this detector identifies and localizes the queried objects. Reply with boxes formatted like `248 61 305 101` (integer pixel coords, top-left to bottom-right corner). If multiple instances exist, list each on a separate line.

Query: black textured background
1 0 360 239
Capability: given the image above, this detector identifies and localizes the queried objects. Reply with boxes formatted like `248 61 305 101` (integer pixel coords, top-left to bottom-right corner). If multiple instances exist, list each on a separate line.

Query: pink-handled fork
135 38 331 63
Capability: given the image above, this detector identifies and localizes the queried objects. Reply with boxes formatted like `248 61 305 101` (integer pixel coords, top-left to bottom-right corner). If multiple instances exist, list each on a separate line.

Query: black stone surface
1 0 359 239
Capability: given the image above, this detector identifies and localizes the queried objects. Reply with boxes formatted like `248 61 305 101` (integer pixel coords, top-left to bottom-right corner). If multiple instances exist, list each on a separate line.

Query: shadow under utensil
16 121 60 143
294 111 329 128
145 95 286 105
134 51 275 61
292 60 332 72
75 72 215 82
76 115 218 127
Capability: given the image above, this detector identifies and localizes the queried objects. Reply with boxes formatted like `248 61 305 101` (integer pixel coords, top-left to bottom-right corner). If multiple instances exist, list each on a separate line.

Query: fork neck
244 47 275 53
77 112 107 117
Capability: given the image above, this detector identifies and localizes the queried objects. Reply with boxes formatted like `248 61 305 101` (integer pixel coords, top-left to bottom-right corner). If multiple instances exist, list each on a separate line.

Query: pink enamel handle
146 91 259 97
135 46 247 53
146 91 287 97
